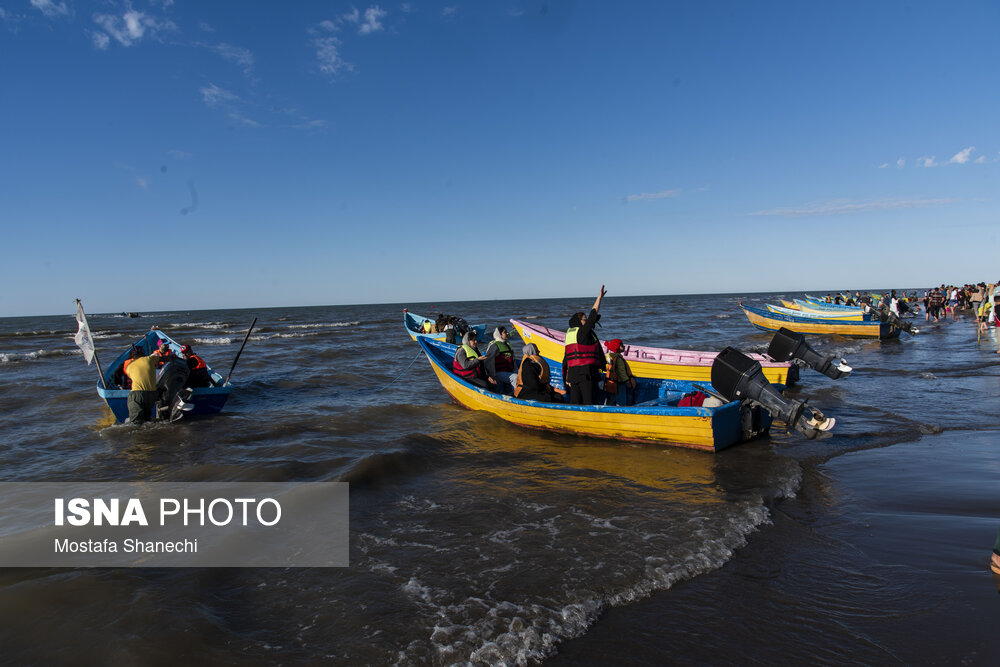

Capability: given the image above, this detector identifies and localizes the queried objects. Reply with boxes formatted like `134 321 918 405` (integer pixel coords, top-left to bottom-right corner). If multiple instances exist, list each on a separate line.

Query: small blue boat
403 310 487 343
96 330 232 423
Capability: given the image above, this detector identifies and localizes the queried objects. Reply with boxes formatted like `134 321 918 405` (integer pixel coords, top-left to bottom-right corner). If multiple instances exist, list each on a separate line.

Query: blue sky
2 1 999 317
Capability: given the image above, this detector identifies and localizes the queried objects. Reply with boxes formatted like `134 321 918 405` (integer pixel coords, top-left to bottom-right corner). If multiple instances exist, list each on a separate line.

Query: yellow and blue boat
416 337 772 451
741 303 899 339
765 303 869 321
510 319 795 385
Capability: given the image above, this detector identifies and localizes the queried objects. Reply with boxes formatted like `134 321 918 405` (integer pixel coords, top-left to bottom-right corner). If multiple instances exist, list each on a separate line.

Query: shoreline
549 429 1000 665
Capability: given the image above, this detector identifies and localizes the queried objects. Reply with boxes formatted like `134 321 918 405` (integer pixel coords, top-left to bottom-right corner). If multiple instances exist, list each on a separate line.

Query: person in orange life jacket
182 344 213 388
604 339 637 406
515 343 566 402
484 326 517 394
453 330 493 390
562 285 607 405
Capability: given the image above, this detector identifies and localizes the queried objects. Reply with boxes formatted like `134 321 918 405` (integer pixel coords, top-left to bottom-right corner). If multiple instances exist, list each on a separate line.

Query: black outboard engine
711 347 835 439
863 303 919 335
767 328 852 379
156 358 192 421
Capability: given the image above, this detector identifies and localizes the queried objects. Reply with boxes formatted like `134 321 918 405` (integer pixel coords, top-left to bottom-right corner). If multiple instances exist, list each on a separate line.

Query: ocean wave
287 321 361 329
192 337 234 345
1 349 77 363
167 322 231 329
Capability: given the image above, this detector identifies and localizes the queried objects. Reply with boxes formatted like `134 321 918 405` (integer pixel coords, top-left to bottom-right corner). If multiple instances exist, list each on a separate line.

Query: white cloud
975 155 987 164
442 7 458 18
897 157 905 168
92 10 175 48
30 0 70 19
136 177 149 189
319 19 338 32
314 36 352 75
168 149 192 160
917 155 937 167
947 146 975 164
749 197 959 217
211 43 254 74
878 163 889 169
200 83 237 108
342 7 360 24
624 189 681 203
359 6 386 34
91 31 111 49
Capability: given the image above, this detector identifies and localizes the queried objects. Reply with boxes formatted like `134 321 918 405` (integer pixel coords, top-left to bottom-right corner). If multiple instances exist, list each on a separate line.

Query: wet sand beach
552 430 1000 665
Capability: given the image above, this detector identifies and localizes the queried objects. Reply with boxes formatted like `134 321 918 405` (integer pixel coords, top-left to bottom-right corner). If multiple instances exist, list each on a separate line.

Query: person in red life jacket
453 330 492 390
515 343 566 402
182 344 213 388
604 338 636 406
484 326 517 394
562 285 607 405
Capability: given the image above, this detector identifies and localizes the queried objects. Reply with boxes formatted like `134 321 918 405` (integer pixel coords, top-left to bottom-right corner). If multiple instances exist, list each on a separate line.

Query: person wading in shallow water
124 348 159 424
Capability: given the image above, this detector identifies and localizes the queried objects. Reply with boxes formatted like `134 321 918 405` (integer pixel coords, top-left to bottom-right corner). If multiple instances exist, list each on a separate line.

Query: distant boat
415 336 772 451
96 330 232 423
403 310 487 342
795 298 866 314
510 319 796 385
740 303 900 339
766 303 869 321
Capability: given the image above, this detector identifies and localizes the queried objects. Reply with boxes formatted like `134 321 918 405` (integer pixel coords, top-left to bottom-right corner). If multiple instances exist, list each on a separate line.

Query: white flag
74 300 95 365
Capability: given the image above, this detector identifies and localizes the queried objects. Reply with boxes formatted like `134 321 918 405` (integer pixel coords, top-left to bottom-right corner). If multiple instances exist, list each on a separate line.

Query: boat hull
511 319 794 385
741 304 899 339
418 337 770 451
97 330 233 423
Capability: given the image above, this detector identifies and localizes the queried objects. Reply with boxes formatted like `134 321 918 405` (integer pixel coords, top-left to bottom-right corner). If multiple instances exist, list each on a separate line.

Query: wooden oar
225 317 257 385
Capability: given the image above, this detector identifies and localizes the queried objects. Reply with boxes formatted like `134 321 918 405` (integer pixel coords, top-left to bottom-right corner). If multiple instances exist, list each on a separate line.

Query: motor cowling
767 327 852 379
711 347 834 439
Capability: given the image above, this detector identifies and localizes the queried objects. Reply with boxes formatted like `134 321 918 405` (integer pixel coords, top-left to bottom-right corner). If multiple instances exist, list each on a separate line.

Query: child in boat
604 339 637 406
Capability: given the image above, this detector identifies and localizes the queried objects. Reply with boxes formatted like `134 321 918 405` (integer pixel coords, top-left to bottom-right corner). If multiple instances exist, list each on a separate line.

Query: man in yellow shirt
124 348 160 424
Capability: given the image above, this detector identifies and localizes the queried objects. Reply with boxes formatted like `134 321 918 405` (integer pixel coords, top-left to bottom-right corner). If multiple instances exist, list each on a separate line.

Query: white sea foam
287 321 360 329
192 337 234 345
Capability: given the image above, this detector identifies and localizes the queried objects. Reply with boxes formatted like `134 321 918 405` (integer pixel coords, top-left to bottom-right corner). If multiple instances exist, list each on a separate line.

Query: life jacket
565 327 601 367
514 355 549 398
606 352 633 383
422 321 434 333
186 354 208 371
490 340 515 372
452 344 483 380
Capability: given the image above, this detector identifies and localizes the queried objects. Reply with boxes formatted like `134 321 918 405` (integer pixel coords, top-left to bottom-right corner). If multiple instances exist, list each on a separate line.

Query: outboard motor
767 328 852 379
864 303 919 335
711 347 835 439
156 357 192 421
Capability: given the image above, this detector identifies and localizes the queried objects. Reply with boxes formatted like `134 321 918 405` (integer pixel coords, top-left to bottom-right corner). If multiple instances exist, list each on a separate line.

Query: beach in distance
1 291 999 665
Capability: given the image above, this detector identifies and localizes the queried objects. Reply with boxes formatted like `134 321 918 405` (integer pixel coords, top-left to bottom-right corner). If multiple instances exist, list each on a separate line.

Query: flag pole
75 299 107 389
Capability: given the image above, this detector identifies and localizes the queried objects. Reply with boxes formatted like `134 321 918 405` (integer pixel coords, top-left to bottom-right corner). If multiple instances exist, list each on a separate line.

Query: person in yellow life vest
562 285 607 405
515 343 565 402
452 330 491 389
124 347 160 424
604 339 637 406
484 326 517 394
422 319 435 334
